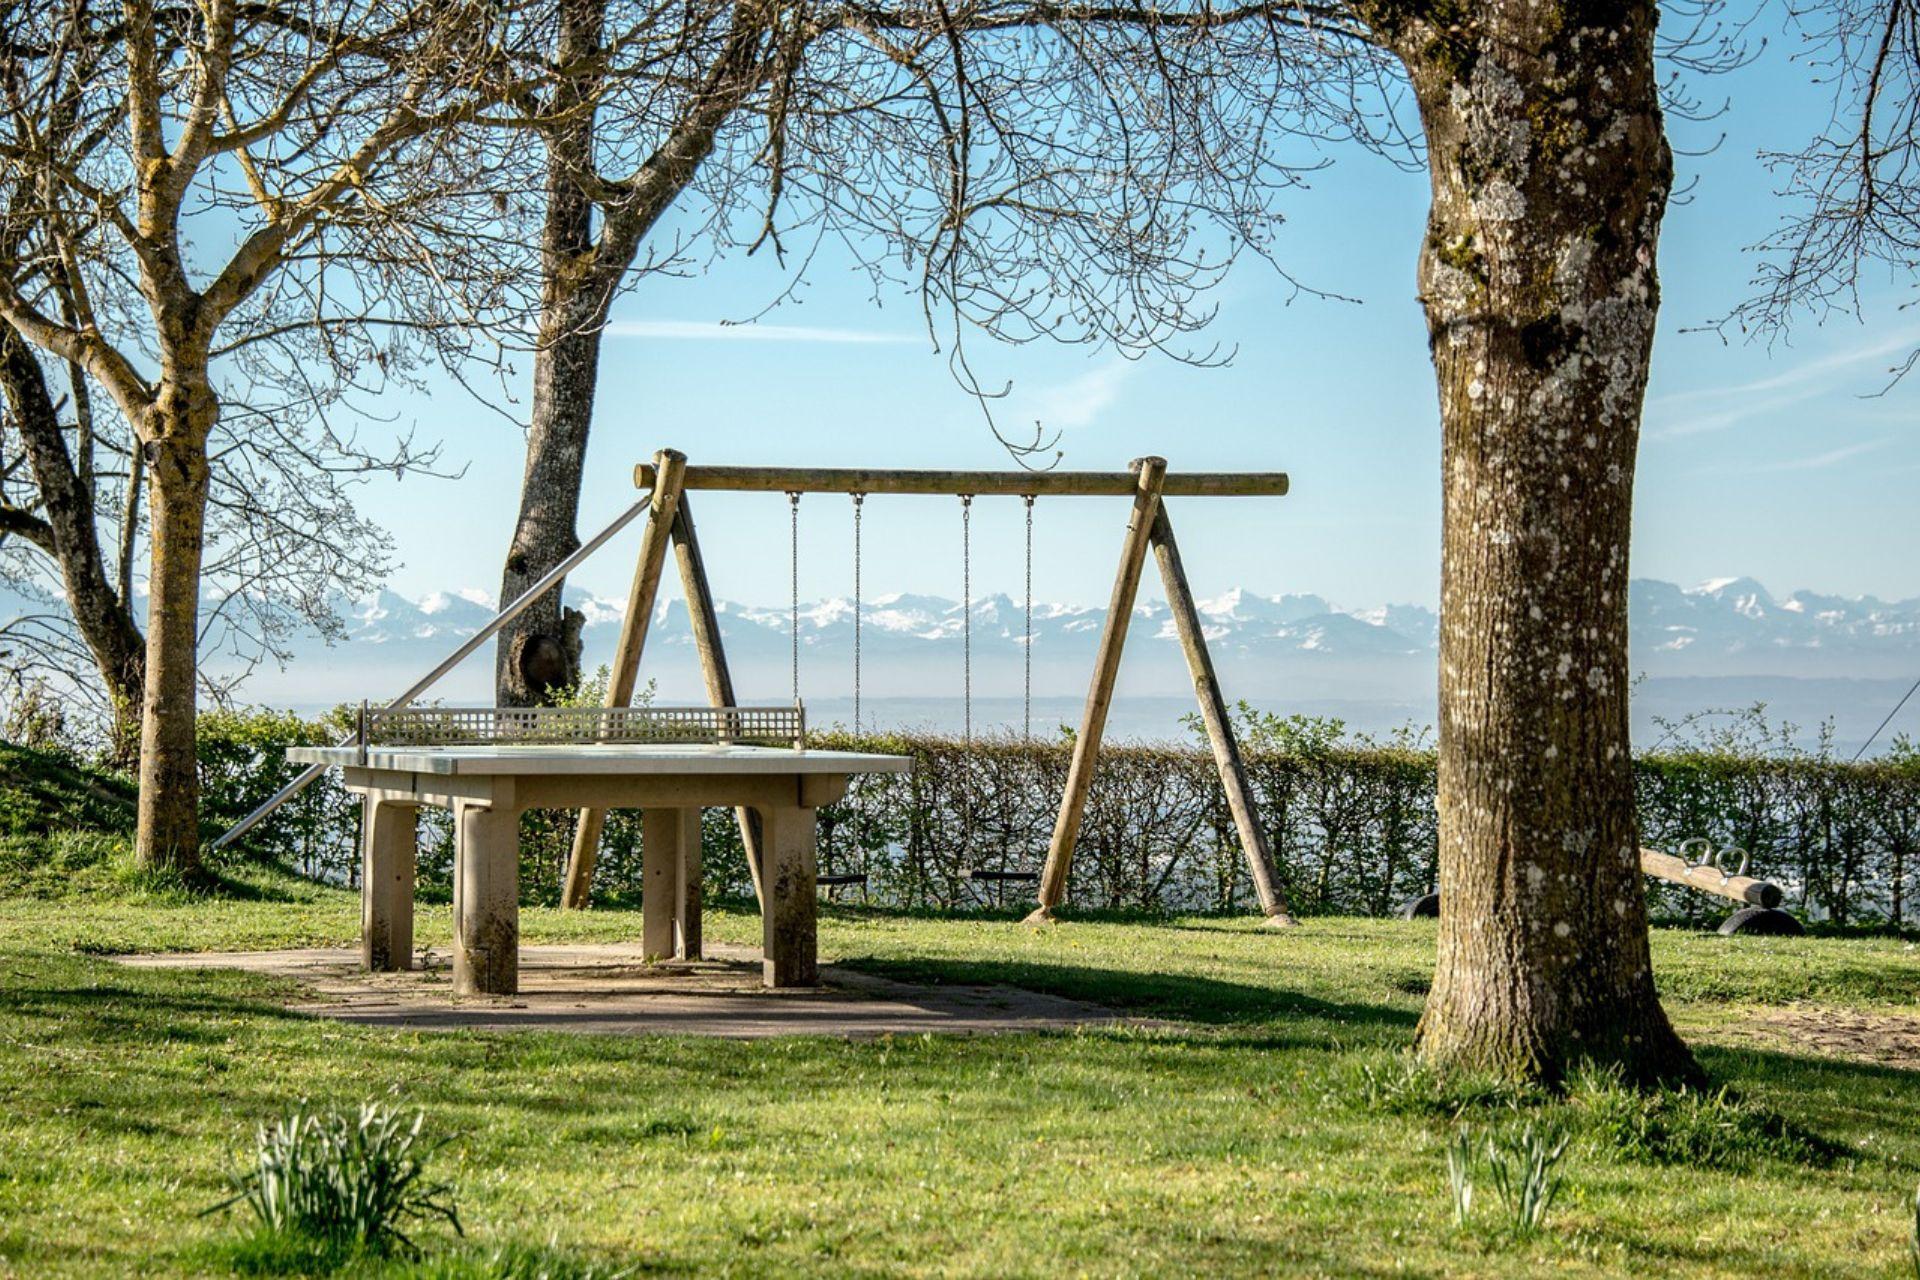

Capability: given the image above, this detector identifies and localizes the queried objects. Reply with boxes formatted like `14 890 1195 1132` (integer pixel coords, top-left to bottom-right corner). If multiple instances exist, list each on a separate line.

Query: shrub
1441 1123 1568 1237
127 698 1920 922
1445 1129 1475 1226
208 1102 460 1257
196 706 359 876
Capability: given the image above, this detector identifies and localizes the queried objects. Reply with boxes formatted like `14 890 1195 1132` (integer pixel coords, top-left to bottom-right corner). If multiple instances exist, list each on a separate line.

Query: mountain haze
223 577 1920 749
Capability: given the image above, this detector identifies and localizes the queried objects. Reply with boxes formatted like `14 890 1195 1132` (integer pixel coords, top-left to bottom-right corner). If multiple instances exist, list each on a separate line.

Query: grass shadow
832 951 1420 1031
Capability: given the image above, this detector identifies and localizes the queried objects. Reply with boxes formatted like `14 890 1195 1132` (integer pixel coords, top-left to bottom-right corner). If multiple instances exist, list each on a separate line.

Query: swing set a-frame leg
1149 504 1294 926
561 449 687 909
1026 458 1166 923
562 448 769 916
671 491 767 910
1026 455 1293 926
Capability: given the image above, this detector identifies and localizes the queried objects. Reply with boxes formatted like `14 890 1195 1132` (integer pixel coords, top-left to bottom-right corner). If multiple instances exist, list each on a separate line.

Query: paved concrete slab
114 943 1138 1040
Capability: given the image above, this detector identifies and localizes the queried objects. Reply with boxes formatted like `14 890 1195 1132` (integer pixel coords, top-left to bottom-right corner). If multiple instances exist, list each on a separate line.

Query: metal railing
211 492 658 849
355 703 807 754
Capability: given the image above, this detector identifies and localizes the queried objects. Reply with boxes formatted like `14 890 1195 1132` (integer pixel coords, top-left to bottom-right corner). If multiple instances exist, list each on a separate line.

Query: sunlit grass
1 855 1917 1276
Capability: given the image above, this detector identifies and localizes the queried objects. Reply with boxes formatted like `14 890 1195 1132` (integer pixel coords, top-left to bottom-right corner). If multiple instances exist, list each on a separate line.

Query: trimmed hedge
193 708 1920 924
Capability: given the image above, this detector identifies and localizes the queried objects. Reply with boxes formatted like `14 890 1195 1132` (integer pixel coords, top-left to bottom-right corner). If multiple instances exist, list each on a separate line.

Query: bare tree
1 322 146 749
1359 0 1704 1084
0 237 425 756
0 0 543 868
483 0 1717 1082
1727 1 1920 365
483 0 1408 704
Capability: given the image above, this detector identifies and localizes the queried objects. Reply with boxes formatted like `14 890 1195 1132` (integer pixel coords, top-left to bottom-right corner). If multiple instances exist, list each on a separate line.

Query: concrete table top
288 743 913 777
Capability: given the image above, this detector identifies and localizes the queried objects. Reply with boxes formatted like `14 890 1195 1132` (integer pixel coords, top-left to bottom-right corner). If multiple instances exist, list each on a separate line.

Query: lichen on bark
1367 0 1698 1085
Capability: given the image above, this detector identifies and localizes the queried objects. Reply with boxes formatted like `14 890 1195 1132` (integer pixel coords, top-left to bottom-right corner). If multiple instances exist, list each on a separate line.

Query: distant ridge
11 574 1911 745
329 575 1920 682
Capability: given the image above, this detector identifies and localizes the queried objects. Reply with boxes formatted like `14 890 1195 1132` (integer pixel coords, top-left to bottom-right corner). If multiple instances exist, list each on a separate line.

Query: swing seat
960 869 1041 883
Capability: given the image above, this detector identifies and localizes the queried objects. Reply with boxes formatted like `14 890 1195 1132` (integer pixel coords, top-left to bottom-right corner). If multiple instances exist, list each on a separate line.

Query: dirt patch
114 942 1143 1040
1707 1007 1920 1070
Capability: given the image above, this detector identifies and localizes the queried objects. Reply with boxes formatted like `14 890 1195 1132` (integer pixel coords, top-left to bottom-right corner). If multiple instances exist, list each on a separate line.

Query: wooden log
1148 504 1295 927
634 461 1287 498
1026 457 1168 923
561 448 687 909
1639 848 1784 910
670 494 766 910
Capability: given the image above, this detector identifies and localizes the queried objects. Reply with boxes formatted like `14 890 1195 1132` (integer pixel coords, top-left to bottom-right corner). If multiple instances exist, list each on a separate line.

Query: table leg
362 798 416 972
642 807 701 961
453 800 519 996
758 804 818 987
676 809 702 960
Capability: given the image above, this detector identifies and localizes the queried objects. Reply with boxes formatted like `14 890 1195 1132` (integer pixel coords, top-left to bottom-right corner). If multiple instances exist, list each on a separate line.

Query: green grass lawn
2 839 1918 1277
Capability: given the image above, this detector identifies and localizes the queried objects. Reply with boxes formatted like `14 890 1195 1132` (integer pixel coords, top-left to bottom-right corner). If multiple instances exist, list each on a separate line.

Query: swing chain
787 490 801 704
851 492 865 737
1023 494 1035 741
851 492 866 878
960 494 973 744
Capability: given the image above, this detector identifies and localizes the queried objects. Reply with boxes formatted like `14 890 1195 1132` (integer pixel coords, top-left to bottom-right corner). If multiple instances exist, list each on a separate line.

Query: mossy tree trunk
1367 0 1698 1083
494 0 606 707
493 0 771 706
134 378 217 873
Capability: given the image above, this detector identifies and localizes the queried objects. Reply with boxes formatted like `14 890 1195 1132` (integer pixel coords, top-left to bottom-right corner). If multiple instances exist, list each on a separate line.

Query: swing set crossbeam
633 463 1288 498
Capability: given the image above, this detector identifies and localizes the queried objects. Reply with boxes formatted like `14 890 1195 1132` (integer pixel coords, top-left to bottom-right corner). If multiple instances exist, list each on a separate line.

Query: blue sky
349 14 1915 617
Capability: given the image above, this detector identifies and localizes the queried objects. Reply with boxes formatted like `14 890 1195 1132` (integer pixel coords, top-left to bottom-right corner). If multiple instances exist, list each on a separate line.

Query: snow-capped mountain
1630 577 1920 675
344 589 498 643
158 576 1920 747
13 572 1917 745
311 575 1920 691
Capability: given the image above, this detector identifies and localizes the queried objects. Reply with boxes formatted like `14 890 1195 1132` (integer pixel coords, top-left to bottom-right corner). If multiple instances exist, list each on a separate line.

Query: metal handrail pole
210 494 655 850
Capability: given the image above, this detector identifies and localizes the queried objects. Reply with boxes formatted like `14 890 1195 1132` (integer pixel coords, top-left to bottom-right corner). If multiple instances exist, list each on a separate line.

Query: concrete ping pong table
289 704 909 997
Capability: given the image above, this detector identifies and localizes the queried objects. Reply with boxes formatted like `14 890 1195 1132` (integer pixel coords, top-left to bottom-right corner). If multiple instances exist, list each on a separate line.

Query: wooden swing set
561 448 1299 926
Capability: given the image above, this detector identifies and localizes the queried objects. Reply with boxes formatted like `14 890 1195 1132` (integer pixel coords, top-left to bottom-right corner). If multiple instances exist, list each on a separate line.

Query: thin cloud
1024 361 1132 432
1751 437 1891 472
1646 328 1920 441
604 319 914 344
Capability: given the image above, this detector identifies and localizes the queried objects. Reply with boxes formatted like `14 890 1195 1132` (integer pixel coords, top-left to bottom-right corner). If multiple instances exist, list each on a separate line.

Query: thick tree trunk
0 325 146 747
495 308 602 705
134 391 213 873
495 0 605 707
494 3 777 706
1376 1 1697 1083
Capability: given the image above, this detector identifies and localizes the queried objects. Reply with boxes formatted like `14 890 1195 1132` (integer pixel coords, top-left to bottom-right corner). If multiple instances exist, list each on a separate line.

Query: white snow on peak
1199 586 1247 616
574 595 625 627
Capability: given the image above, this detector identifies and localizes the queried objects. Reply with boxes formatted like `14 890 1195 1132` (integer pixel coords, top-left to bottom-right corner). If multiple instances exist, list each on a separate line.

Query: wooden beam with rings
564 449 1297 927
